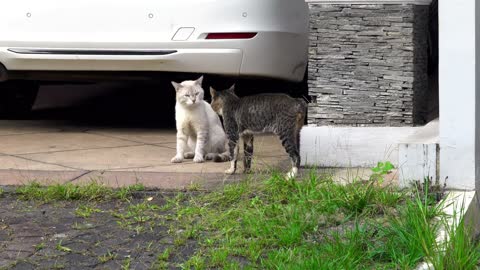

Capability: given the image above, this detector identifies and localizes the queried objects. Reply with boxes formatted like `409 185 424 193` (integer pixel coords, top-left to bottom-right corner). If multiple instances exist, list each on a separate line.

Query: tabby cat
210 85 307 178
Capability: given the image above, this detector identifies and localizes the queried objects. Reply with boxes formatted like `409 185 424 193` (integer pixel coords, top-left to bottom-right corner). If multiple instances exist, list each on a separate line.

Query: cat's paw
193 155 205 163
225 167 236 175
285 167 298 180
171 156 184 163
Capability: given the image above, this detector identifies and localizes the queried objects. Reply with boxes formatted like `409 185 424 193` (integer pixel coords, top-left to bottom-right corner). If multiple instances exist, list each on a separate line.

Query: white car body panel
0 0 309 81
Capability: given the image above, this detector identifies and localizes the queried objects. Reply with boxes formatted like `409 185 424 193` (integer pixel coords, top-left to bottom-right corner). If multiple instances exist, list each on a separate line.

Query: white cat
170 76 230 163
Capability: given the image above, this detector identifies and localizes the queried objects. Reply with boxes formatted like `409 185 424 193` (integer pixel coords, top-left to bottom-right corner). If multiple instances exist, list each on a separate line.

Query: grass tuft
15 181 145 202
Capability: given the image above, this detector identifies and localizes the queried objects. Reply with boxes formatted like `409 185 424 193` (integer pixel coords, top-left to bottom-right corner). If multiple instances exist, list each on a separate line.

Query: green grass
9 167 480 269
159 171 479 269
15 181 145 202
429 202 480 270
161 171 416 269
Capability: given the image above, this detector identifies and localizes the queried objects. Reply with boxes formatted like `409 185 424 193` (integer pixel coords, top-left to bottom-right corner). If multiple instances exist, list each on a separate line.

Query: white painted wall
476 0 480 190
439 0 477 190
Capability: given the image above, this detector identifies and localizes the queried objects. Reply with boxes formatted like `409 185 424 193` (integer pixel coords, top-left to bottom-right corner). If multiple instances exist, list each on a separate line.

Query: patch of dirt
0 191 190 270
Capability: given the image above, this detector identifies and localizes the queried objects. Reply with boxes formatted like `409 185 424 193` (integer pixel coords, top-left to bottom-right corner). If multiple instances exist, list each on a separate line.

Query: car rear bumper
0 31 308 82
0 48 243 75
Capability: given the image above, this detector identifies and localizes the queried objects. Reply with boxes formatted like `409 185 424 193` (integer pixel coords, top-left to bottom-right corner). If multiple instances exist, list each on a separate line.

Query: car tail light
205 33 257 40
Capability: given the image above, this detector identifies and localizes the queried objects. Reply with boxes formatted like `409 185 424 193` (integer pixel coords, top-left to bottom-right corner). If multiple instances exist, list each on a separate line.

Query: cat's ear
196 76 204 86
210 87 217 98
227 84 236 94
171 81 181 91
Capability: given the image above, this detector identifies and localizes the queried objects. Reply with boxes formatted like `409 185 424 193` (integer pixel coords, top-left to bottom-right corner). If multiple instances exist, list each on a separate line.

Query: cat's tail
206 151 231 163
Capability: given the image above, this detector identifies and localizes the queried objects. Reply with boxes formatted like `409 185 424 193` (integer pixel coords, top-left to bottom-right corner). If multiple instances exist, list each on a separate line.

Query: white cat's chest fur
176 102 208 135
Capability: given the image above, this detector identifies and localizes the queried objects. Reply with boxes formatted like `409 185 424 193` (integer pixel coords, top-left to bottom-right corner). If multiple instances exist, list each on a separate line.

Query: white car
0 0 309 114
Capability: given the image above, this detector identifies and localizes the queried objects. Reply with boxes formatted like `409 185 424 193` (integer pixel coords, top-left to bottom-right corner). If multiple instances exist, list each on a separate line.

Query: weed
151 248 173 269
182 254 205 270
121 256 131 270
56 241 72 253
75 204 101 218
370 161 394 183
116 183 145 201
158 247 172 262
186 182 203 192
98 251 117 263
16 181 145 202
34 242 45 251
413 176 447 204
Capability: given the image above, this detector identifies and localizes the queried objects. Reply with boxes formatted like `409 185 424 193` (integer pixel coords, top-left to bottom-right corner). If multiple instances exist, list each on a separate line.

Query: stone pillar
307 1 432 127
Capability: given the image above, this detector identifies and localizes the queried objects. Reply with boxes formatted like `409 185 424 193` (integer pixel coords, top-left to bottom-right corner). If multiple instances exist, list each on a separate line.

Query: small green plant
56 241 72 253
185 182 203 192
121 256 131 270
158 247 172 262
116 183 145 201
98 251 117 263
370 161 394 183
182 253 205 270
0 187 4 197
35 242 45 251
150 248 173 269
75 204 101 218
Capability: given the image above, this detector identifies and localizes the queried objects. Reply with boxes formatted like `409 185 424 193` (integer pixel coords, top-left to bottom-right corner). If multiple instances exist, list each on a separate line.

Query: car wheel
0 80 39 117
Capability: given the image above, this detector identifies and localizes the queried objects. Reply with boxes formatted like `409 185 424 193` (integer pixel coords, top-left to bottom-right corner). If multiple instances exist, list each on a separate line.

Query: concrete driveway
0 120 290 189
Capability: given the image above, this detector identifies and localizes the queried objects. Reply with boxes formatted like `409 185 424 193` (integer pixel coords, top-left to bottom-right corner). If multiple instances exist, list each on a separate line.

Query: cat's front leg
242 134 254 173
193 131 207 163
171 131 188 163
225 138 239 174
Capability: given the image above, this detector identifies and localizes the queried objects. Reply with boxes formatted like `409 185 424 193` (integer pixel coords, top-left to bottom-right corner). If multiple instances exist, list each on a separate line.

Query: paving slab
0 120 65 136
0 156 75 171
0 170 88 185
87 128 177 144
0 132 140 155
20 145 174 171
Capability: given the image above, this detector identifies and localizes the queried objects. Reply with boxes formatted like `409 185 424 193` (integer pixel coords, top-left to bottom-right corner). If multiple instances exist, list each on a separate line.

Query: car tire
0 80 39 117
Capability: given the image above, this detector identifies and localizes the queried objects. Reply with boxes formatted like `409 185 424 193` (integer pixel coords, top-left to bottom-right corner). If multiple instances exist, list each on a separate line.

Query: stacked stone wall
308 3 430 126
